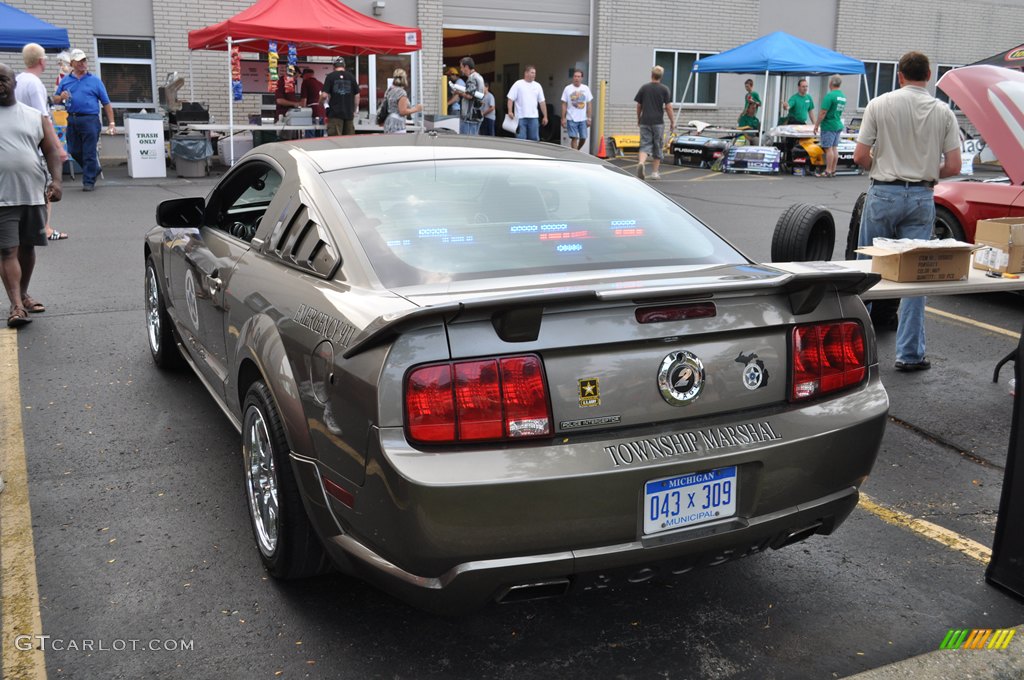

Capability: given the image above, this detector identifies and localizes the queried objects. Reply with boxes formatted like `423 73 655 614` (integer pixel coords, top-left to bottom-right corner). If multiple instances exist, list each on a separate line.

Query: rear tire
145 256 183 369
771 203 836 262
844 192 867 260
242 381 329 579
843 192 900 330
934 205 967 242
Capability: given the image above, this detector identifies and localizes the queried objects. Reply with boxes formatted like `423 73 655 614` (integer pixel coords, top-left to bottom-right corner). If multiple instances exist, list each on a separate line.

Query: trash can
125 113 166 178
171 133 212 178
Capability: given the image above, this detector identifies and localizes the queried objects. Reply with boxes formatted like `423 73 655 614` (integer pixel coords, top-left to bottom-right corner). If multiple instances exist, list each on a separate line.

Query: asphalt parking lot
1 148 1023 679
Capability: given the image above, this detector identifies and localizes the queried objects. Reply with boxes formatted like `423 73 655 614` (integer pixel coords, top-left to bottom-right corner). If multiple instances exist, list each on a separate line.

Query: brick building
1 0 1019 154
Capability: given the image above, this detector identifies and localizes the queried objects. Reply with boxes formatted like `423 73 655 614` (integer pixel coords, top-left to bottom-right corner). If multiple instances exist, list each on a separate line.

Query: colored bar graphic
990 629 1016 650
940 629 969 650
940 629 1017 650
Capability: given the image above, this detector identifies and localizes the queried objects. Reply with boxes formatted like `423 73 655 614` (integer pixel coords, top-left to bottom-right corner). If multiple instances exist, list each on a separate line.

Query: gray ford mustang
144 134 888 612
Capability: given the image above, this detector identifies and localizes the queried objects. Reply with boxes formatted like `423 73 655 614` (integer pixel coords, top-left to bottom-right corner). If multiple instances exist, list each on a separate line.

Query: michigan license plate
643 467 737 534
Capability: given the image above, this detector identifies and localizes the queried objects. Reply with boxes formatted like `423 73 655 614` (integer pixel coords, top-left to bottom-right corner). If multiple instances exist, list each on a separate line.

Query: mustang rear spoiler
341 266 880 359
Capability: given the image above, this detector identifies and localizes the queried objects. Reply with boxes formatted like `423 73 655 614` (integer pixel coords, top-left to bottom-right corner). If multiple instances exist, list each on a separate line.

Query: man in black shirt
633 65 675 180
320 57 360 136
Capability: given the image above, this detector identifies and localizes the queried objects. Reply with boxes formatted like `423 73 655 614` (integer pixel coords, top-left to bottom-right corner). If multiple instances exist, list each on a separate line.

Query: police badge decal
735 351 769 391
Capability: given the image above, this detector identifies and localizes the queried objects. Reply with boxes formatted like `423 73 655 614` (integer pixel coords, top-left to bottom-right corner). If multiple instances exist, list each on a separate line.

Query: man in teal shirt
783 79 814 124
813 75 847 177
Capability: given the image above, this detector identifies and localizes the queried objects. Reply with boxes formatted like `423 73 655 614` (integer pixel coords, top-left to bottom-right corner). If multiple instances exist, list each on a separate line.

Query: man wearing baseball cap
319 57 359 136
53 49 116 191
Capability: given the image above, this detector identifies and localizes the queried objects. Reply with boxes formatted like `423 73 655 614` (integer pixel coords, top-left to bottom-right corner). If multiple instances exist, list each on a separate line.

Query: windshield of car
323 159 747 288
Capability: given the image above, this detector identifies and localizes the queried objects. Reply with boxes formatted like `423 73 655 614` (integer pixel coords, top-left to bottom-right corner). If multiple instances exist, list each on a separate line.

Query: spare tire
771 203 835 262
844 191 867 260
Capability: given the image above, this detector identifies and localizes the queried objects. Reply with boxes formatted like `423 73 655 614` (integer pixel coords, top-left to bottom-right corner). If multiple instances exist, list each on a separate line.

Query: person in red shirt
275 67 302 120
301 69 324 119
300 69 325 138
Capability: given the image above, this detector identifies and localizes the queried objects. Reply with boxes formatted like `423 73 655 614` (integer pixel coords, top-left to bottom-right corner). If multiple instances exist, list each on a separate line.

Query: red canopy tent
187 0 423 162
188 0 421 56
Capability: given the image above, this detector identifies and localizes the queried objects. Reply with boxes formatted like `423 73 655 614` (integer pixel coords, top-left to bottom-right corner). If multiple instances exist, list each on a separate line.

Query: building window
655 50 718 105
858 60 897 108
936 64 961 110
95 37 156 125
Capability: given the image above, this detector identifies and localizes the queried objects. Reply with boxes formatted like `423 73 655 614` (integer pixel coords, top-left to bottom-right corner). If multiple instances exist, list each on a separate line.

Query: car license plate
643 467 737 534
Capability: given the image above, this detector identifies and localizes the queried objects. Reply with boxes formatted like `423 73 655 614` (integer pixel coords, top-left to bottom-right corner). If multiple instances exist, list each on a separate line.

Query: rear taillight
790 321 866 401
406 355 551 444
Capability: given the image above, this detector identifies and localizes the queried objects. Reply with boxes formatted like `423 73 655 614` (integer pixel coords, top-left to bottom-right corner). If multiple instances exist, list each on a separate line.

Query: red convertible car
932 65 1024 242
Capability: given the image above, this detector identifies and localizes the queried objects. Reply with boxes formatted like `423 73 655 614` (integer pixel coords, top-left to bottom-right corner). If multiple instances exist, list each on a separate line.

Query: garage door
444 0 590 36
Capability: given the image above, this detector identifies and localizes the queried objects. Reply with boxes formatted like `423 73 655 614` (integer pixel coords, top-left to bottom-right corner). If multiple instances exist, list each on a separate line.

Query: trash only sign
125 113 166 178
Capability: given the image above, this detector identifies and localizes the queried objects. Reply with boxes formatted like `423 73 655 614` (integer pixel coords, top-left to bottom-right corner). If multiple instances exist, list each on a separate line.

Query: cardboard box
972 217 1024 274
856 241 977 282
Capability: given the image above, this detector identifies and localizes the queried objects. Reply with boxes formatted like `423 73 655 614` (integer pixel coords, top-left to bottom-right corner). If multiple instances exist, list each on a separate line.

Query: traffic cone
596 135 607 159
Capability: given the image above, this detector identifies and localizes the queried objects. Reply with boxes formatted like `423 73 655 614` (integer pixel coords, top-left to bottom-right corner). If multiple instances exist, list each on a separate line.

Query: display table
770 259 1024 299
181 119 419 165
181 119 403 135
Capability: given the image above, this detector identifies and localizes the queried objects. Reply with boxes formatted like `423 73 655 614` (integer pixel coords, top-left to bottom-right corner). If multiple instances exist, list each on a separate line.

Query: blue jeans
858 184 935 363
566 119 588 140
460 119 480 135
480 118 495 136
66 115 101 187
517 117 540 141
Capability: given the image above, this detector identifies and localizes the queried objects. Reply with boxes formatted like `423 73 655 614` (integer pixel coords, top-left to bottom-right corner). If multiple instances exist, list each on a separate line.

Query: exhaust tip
773 522 824 550
495 578 571 604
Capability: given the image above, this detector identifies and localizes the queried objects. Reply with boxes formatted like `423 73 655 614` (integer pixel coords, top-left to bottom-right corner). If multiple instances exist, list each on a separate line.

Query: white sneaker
649 172 662 180
637 164 645 180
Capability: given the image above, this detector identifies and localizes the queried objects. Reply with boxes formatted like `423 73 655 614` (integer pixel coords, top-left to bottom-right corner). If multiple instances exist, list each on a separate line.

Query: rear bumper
314 486 859 613
294 377 887 612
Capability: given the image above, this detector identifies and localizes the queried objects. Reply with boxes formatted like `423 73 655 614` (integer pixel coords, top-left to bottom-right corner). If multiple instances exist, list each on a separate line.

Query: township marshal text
604 420 780 467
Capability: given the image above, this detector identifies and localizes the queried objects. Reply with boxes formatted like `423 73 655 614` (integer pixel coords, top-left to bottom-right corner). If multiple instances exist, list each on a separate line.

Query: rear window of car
322 159 747 288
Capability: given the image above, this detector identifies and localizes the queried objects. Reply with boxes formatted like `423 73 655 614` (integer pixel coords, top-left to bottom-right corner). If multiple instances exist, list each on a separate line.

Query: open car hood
938 65 1024 185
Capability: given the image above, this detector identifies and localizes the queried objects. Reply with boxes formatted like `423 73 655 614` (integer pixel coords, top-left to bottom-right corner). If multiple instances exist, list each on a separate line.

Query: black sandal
7 306 31 328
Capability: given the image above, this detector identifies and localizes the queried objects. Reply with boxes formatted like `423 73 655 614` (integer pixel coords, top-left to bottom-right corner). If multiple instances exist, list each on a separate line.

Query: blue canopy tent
684 31 866 138
0 2 70 51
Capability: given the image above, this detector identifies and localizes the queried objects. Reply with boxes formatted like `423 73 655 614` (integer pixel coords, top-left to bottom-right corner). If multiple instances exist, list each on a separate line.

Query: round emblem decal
658 350 705 406
742 363 764 390
184 268 200 331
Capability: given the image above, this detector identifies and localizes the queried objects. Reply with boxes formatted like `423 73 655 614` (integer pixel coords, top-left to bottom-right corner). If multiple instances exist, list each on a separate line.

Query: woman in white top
382 69 422 134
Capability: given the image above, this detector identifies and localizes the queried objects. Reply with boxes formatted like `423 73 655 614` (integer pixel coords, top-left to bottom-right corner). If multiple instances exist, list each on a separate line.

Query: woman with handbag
381 69 421 134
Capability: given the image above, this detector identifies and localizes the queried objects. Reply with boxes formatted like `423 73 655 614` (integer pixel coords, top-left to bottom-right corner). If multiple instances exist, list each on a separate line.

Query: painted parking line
0 328 47 680
926 306 1022 340
688 173 782 182
858 493 992 564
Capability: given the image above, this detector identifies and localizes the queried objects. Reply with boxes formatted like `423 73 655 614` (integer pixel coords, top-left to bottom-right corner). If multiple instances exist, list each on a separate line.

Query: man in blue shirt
54 49 116 191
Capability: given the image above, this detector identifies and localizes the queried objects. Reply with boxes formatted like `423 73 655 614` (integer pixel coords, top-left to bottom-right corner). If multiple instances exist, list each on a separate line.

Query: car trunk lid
937 65 1024 185
383 264 877 433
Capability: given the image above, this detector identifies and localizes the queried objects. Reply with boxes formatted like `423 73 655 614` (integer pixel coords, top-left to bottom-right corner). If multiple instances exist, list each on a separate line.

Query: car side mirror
156 197 205 229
